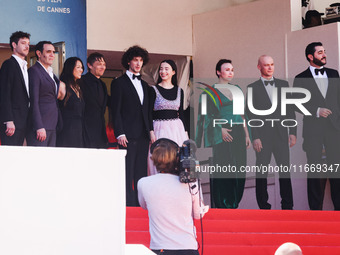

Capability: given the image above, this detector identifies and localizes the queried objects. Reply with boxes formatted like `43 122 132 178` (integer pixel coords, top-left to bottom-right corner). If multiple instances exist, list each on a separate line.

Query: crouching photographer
137 138 208 255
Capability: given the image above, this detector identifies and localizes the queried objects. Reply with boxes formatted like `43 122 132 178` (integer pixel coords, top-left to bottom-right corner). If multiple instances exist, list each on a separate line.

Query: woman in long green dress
196 59 251 208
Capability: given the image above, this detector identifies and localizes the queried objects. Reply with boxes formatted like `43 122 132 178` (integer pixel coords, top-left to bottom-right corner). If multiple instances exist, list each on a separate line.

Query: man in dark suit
246 55 297 209
111 45 150 206
293 42 340 210
81 52 108 149
27 41 63 147
0 31 30 145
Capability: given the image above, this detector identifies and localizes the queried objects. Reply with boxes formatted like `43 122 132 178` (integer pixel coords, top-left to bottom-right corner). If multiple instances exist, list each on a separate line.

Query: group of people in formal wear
196 42 340 211
0 32 109 149
1 31 339 211
0 31 188 207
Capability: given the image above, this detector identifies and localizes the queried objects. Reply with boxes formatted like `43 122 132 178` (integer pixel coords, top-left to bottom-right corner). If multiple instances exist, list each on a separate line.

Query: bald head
257 55 274 79
274 242 303 255
258 55 271 65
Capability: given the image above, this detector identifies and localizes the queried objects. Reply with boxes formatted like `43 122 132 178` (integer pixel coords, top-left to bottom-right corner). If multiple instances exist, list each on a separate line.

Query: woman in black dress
57 57 85 148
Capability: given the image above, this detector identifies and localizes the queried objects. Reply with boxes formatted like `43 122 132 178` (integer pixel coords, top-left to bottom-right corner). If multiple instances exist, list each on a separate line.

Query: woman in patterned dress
148 60 188 175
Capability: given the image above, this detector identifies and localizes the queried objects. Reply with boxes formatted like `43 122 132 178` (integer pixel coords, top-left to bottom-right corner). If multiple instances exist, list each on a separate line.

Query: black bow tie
132 74 141 80
315 68 325 75
264 80 274 86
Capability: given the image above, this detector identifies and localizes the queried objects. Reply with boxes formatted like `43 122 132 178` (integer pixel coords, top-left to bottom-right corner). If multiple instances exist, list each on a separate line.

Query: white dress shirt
309 66 328 117
126 70 144 104
12 54 29 97
37 61 58 93
261 76 275 102
309 66 328 98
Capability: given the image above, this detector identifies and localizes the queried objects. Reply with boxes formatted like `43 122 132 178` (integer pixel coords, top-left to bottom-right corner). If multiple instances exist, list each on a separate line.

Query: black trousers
303 122 340 210
0 124 26 146
255 128 293 210
121 135 149 206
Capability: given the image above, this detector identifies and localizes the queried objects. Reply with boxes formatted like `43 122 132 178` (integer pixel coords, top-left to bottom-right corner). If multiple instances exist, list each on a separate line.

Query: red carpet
126 207 340 255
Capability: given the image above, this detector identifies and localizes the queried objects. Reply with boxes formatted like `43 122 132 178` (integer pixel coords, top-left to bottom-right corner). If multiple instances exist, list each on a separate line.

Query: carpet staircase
126 207 340 255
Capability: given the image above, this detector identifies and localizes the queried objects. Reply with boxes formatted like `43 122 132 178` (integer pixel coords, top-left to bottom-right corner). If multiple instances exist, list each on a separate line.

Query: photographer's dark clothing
138 173 204 250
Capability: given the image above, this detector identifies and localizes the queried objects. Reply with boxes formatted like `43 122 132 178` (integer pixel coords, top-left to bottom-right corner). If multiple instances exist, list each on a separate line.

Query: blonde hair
151 140 178 173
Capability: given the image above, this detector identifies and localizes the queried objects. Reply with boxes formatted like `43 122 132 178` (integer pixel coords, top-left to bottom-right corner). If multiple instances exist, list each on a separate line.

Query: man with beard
0 31 30 145
293 42 340 210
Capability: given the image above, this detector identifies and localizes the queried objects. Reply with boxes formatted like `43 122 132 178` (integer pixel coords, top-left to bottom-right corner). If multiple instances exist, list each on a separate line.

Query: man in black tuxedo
246 55 297 209
0 31 30 145
293 42 340 210
81 52 108 149
111 45 150 206
27 41 64 147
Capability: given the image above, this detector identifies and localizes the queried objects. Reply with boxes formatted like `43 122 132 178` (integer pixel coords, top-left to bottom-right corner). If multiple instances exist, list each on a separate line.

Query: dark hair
35 41 53 59
150 138 179 174
215 59 232 78
87 52 105 66
305 42 323 62
10 31 30 51
60 57 84 105
121 45 149 70
304 10 323 28
156 59 178 86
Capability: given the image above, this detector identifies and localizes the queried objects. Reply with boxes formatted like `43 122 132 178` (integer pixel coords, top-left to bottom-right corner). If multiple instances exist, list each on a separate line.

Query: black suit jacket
110 73 150 140
293 67 340 138
246 78 297 141
28 62 60 131
81 72 108 148
0 56 30 129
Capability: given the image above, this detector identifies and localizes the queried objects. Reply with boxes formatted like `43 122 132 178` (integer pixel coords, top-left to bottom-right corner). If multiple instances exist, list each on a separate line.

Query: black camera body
150 138 199 182
178 140 199 183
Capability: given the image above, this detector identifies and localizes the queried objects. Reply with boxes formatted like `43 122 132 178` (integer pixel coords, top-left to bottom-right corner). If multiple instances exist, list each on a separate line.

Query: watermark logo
197 82 222 112
198 82 312 116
